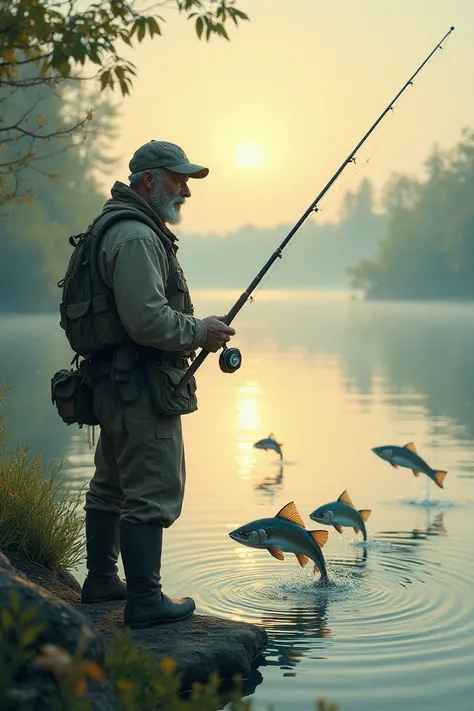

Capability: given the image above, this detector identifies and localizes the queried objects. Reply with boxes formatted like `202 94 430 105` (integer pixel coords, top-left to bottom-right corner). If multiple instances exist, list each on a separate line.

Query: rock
0 550 102 662
82 603 268 689
0 549 268 707
0 549 111 711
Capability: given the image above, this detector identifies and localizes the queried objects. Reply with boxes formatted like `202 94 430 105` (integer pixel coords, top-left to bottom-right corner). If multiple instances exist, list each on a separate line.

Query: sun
235 140 263 168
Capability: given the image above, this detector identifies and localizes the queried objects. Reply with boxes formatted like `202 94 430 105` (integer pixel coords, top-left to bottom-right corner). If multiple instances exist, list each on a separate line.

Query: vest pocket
60 295 126 356
146 361 197 416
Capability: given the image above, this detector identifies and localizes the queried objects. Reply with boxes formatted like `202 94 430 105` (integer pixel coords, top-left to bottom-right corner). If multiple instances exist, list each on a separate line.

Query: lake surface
1 291 473 711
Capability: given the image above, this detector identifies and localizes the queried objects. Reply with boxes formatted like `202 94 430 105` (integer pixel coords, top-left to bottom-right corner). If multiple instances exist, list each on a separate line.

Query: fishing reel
219 345 242 373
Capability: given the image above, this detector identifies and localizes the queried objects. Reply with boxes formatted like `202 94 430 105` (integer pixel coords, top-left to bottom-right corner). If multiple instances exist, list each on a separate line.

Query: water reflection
234 381 262 480
253 465 284 501
376 511 447 544
260 596 332 672
342 303 474 441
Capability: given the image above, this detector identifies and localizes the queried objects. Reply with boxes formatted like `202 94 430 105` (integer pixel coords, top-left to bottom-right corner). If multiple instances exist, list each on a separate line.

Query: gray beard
149 180 183 225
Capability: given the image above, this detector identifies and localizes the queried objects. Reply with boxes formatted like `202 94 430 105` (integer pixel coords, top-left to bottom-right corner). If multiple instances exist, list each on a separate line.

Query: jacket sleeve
106 234 207 352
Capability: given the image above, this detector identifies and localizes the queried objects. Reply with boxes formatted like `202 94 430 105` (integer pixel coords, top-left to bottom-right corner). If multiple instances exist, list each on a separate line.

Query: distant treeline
349 129 474 300
179 179 384 292
1 77 474 310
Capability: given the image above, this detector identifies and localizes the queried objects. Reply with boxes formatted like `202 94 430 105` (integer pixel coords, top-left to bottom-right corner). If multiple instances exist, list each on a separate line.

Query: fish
372 442 447 489
253 433 283 460
229 501 329 581
309 490 372 541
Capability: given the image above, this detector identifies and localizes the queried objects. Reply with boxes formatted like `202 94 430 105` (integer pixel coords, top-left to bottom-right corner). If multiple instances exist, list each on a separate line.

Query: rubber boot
81 510 127 603
119 521 195 629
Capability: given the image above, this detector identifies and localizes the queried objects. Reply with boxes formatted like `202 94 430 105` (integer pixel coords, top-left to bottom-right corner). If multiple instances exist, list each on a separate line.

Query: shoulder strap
90 209 176 288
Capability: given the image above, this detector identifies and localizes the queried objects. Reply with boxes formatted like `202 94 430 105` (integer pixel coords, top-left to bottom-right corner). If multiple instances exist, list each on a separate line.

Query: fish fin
334 524 344 534
390 461 398 469
403 441 418 454
412 469 420 477
278 442 284 446
337 490 354 507
269 432 274 438
295 553 309 568
358 509 371 521
275 501 305 528
434 470 447 489
312 563 321 576
353 527 360 534
268 546 284 561
310 530 328 548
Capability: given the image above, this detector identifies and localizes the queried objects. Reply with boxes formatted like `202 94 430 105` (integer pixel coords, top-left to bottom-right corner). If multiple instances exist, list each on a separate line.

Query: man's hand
202 315 236 352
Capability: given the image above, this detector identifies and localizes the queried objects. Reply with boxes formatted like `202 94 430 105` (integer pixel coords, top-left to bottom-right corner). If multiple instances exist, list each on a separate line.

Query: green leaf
195 16 203 39
9 593 20 614
1 608 14 631
119 79 130 96
147 18 162 37
119 31 133 47
99 69 111 90
216 24 229 40
20 606 38 625
22 622 46 647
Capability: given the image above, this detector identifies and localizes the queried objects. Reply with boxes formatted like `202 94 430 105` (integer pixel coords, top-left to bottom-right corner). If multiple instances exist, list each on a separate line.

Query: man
80 140 235 629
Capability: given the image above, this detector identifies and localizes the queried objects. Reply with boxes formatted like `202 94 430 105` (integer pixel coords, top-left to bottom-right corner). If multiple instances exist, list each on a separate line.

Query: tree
348 129 474 300
0 82 120 312
0 0 249 204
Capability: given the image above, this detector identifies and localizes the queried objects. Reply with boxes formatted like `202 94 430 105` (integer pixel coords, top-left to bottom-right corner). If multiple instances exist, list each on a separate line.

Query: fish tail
312 561 329 582
434 470 447 489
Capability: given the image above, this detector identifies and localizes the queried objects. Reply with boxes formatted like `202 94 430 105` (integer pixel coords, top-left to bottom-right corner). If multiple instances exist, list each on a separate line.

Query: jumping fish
229 501 329 581
372 442 447 489
309 490 371 541
253 433 283 460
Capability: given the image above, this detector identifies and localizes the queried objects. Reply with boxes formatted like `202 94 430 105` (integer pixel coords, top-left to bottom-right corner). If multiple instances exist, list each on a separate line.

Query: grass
0 380 86 571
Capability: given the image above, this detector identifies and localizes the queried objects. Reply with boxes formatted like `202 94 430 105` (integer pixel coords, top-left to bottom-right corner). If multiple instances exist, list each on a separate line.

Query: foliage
0 0 248 204
104 626 254 711
0 80 116 310
348 128 474 300
0 593 47 704
0 382 86 570
0 596 339 710
0 1 249 93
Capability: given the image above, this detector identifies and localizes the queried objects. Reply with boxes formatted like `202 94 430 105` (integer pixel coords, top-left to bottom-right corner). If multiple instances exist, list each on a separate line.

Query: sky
95 0 474 235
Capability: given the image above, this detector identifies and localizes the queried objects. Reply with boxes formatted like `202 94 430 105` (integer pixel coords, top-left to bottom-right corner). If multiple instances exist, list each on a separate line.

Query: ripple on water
166 523 474 697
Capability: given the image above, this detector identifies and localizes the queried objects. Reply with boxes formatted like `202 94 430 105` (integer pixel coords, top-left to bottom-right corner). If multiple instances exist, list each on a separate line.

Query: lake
1 290 473 711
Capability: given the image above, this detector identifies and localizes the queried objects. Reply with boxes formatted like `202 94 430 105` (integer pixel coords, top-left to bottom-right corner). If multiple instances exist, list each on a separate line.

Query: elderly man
79 140 235 629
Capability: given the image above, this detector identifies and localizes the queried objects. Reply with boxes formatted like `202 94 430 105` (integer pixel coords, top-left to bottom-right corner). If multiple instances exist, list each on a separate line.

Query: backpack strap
90 209 176 287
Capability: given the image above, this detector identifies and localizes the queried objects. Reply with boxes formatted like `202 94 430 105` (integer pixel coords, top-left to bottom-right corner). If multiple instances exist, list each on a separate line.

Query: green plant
104 626 254 711
0 382 86 570
0 592 46 702
0 595 339 711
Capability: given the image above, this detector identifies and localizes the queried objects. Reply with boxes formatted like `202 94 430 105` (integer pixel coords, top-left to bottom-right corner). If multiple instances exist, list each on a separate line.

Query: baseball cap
129 140 209 178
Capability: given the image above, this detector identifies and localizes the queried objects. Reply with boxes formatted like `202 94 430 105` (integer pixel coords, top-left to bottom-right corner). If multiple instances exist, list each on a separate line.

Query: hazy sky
98 0 473 235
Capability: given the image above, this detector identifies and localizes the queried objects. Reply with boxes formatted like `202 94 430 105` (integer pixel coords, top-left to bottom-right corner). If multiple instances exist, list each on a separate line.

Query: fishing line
174 27 455 393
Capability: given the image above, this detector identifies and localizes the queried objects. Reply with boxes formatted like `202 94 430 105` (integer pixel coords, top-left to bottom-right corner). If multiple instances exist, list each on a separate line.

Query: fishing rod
174 26 455 397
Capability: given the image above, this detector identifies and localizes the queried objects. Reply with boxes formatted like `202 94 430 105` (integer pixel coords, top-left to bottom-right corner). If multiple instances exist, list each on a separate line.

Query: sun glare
235 140 263 168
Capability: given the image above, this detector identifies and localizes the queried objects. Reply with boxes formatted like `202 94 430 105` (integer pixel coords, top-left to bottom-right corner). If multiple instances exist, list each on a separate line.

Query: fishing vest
58 209 194 361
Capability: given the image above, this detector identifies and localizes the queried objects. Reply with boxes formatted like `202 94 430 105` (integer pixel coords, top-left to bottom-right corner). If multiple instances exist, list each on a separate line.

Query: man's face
148 169 191 225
